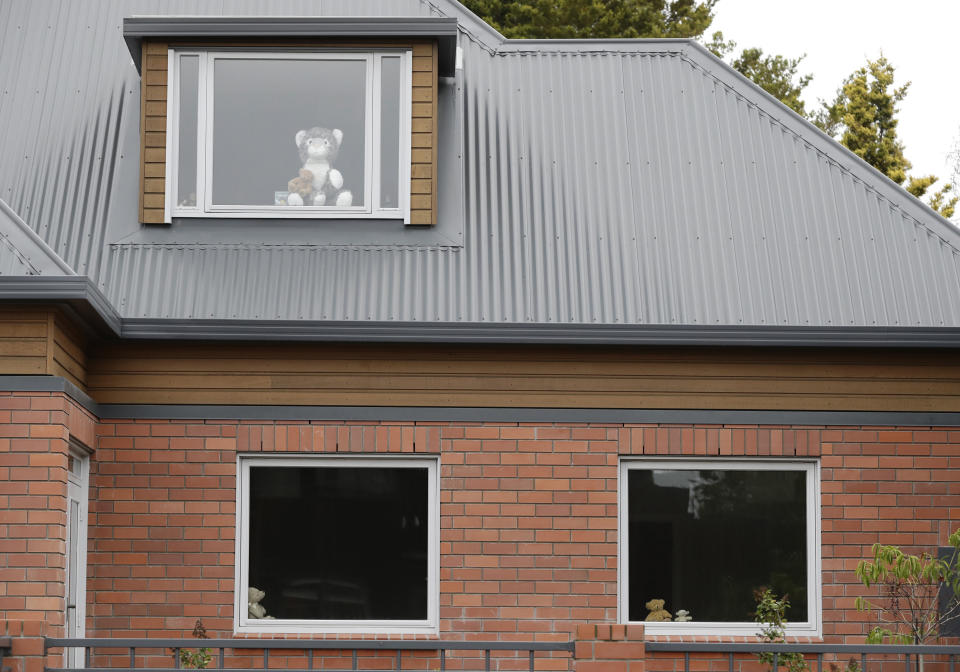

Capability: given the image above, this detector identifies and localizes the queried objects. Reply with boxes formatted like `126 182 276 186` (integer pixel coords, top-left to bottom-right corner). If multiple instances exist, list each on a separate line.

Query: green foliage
731 48 811 117
754 589 808 672
706 31 812 117
815 56 910 183
828 660 861 672
854 528 960 644
460 0 716 39
175 620 212 670
816 56 957 219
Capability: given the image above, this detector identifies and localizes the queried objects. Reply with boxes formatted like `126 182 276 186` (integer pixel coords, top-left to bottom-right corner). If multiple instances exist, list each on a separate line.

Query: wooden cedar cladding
0 307 87 389
138 38 439 225
83 342 960 412
139 40 168 224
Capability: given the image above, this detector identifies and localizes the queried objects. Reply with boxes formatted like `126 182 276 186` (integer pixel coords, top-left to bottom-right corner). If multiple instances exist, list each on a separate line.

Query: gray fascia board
123 16 459 76
118 319 960 348
0 281 958 346
0 276 121 336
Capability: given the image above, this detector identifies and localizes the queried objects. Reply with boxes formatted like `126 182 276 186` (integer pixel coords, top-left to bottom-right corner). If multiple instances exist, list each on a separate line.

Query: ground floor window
235 456 438 633
619 459 820 636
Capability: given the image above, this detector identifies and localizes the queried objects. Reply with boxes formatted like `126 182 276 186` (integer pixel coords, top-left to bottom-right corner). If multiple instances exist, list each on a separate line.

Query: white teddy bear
286 127 353 208
248 586 274 619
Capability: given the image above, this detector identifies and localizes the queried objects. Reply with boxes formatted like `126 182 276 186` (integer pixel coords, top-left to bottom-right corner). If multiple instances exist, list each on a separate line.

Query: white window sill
235 620 438 636
639 621 822 638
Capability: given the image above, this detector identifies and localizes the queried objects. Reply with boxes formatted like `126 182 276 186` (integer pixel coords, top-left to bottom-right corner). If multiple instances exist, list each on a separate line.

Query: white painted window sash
234 454 439 635
617 457 822 637
166 48 413 221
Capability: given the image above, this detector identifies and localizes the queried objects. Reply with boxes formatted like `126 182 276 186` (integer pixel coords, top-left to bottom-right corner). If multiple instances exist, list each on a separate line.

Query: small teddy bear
674 609 692 622
248 586 274 619
644 598 672 622
287 169 315 204
286 127 353 207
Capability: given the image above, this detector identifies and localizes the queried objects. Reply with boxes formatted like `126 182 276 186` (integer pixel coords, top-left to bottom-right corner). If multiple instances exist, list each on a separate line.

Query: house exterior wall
0 392 96 672
71 413 958 642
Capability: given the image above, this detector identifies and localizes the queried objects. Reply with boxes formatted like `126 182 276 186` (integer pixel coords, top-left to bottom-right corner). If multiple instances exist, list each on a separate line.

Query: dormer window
168 49 412 220
124 16 459 227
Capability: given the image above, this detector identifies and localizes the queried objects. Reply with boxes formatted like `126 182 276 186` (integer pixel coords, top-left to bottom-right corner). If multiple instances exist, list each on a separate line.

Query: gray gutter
0 276 121 336
1 275 959 347
0 275 960 348
123 16 460 76
119 319 960 347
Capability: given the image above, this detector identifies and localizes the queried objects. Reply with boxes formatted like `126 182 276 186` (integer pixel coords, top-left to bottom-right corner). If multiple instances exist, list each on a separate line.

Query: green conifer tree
816 57 957 219
705 32 812 117
460 0 716 40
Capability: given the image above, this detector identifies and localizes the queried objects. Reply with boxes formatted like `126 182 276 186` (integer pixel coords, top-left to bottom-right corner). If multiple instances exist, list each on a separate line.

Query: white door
65 449 89 668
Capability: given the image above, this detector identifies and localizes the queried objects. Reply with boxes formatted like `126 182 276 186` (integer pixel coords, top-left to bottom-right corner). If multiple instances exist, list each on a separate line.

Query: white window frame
234 455 439 635
165 48 412 222
618 458 822 637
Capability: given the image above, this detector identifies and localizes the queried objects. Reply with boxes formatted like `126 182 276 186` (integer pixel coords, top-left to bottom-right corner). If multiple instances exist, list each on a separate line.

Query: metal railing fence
44 638 576 672
645 642 960 672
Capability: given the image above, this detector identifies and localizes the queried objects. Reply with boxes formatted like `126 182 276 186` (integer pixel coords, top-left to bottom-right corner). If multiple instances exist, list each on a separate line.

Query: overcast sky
711 0 960 187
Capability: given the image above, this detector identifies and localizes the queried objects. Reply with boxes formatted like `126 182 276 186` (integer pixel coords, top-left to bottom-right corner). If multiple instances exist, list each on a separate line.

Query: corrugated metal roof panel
0 199 73 276
1 0 959 328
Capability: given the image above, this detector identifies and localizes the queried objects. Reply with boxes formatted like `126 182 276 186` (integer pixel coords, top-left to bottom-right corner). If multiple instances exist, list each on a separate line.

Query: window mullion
364 54 375 214
371 54 383 214
200 52 213 215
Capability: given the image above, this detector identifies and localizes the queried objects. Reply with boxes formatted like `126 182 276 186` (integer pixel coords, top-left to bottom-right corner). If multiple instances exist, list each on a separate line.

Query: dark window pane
628 469 807 623
211 58 366 207
249 466 428 621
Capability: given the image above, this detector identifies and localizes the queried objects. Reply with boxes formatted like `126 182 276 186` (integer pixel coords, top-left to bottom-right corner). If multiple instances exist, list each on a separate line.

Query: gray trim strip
93 406 960 426
2 376 958 426
0 375 98 414
123 16 460 76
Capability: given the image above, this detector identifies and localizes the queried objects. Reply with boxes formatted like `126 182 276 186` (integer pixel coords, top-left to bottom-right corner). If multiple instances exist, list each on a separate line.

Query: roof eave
0 277 957 348
122 15 460 76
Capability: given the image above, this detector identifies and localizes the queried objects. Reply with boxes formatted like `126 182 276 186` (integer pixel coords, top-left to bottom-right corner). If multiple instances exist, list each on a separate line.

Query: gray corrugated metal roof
1 0 959 335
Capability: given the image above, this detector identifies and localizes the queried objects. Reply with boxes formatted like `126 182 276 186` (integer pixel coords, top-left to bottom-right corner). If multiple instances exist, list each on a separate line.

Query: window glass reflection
628 469 807 623
211 58 366 207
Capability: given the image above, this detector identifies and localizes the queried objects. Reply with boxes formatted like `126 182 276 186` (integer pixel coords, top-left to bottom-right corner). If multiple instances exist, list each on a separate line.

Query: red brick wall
80 419 960 643
0 391 95 632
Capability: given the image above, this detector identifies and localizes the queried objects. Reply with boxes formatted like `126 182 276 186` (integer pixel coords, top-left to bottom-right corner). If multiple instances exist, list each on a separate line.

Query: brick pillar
574 624 645 672
0 393 72 632
1 620 49 672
